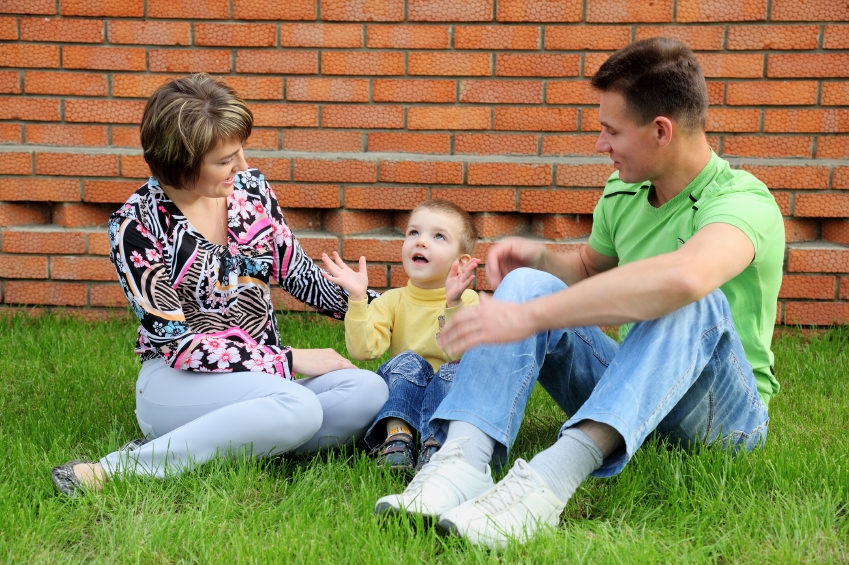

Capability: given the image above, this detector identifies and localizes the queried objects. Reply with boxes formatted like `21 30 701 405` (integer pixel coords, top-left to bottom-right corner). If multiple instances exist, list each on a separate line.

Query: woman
51 74 388 496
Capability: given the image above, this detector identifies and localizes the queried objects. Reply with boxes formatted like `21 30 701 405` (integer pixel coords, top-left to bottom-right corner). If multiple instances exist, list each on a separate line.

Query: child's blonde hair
410 199 477 256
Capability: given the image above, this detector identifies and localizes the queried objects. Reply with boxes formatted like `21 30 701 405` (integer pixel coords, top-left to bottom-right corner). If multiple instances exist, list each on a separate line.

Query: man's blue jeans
432 268 770 477
364 351 457 451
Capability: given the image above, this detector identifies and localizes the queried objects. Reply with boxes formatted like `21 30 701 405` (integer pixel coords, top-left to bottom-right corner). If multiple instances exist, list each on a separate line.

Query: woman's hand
321 251 368 302
445 258 481 308
290 348 357 377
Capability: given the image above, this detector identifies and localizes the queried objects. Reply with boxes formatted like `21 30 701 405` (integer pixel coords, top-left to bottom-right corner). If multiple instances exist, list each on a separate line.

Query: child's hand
321 251 369 302
445 258 481 308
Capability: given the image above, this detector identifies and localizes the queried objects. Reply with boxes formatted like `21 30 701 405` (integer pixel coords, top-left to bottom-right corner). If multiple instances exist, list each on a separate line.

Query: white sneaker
437 458 566 548
374 438 494 520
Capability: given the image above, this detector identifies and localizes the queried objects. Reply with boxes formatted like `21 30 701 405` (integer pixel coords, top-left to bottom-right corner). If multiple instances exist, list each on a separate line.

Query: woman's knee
270 383 324 439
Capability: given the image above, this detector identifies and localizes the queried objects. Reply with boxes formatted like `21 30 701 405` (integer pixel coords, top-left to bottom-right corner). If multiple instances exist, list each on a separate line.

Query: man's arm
439 223 754 357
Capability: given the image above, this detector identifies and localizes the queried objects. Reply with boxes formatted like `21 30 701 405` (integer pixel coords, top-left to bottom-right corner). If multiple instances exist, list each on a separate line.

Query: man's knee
495 268 567 301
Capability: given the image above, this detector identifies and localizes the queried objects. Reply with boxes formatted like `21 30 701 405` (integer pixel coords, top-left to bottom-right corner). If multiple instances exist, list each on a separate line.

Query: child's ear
457 254 472 267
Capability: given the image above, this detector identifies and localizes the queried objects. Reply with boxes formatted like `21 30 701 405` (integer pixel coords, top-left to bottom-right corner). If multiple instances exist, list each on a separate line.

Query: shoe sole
374 501 440 524
436 517 461 537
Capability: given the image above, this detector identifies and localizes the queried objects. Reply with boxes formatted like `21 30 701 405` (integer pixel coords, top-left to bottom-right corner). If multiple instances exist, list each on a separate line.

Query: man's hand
437 293 536 358
321 251 368 302
290 348 357 377
486 237 547 289
445 258 481 308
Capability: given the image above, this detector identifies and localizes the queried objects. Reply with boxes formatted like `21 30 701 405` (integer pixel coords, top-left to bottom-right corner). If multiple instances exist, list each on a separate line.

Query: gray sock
445 420 496 474
529 427 604 503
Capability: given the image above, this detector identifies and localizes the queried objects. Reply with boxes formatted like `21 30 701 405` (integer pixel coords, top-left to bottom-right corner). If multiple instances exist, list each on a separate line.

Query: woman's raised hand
290 348 357 377
445 258 481 308
321 251 368 302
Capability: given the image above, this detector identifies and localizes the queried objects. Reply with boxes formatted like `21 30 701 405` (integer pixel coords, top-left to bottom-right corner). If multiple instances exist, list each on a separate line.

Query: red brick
35 153 117 177
0 17 16 40
0 256 48 279
83 180 140 203
60 0 142 16
705 109 760 133
678 0 766 22
65 100 146 124
771 1 849 22
823 220 849 245
249 104 318 127
344 187 427 210
819 139 849 160
367 25 448 48
408 107 490 130
150 49 231 73
111 127 141 147
322 52 404 75
822 83 849 107
294 159 377 183
25 125 108 147
373 79 456 103
541 135 598 155
835 167 849 189
1 230 86 254
584 53 613 77
243 158 290 180
468 162 551 186
580 108 601 132
0 123 22 144
494 107 577 131
706 83 725 107
723 136 812 158
556 163 614 187
0 178 78 202
697 54 764 78
455 26 539 50
788 247 849 273
765 110 849 133
785 303 849 326
287 78 368 102
24 71 107 96
455 134 537 155
2 0 54 14
794 195 849 218
220 77 283 100
120 155 151 178
727 81 817 106
779 275 836 299
739 165 828 190
111 75 178 98
841 278 849 299
408 0 492 21
279 24 361 48
497 0 582 22
367 133 451 154
88 232 111 255
322 105 404 129
63 46 145 71
0 45 59 68
147 0 229 18
824 25 849 49
108 21 190 45
459 80 542 104
431 188 517 212
771 192 791 215
89 284 126 307
520 189 603 214
0 71 18 94
409 53 492 76
769 55 849 79
296 236 342 260
278 208 322 231
472 213 528 239
234 0 315 20
273 185 340 208
195 24 276 46
4 281 87 306
728 25 817 50
281 130 362 152
0 152 32 175
324 209 392 235
546 81 599 105
547 26 631 50
321 0 404 21
784 218 817 243
365 264 389 287
634 26 724 50
342 238 403 261
0 98 60 121
0 203 50 226
496 54 579 77
380 160 463 184
586 0 672 22
52 256 115 280
532 214 592 240
20 18 103 43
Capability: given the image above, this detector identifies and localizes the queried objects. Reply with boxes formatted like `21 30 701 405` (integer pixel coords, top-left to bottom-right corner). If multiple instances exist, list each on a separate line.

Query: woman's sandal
51 460 92 498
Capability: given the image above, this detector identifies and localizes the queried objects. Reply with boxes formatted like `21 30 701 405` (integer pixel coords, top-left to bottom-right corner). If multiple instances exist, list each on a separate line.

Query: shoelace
475 459 535 514
402 438 467 493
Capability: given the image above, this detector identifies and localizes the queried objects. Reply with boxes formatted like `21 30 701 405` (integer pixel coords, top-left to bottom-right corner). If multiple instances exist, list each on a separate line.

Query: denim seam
574 328 613 367
504 360 537 447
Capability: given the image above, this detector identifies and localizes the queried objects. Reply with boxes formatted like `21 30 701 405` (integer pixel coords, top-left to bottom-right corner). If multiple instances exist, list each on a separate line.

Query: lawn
1 313 847 564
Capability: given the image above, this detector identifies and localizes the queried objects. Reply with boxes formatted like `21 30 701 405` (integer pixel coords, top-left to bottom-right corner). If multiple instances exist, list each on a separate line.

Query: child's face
402 208 468 289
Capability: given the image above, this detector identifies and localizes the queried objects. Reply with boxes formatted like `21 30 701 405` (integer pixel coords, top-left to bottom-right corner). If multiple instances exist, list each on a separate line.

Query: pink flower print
130 250 150 269
145 248 161 262
136 224 151 238
208 346 241 370
202 337 224 352
187 349 204 369
232 189 251 219
272 219 291 247
228 241 239 256
158 205 167 213
248 200 266 217
243 350 268 372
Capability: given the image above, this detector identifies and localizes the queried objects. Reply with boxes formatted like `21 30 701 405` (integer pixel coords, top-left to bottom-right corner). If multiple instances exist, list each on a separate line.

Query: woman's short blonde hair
140 74 252 190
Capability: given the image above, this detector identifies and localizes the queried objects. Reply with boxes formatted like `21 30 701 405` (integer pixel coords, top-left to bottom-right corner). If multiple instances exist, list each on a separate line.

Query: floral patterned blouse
108 168 377 380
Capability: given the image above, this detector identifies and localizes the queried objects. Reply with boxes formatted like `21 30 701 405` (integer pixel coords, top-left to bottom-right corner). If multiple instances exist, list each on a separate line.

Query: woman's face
191 139 249 198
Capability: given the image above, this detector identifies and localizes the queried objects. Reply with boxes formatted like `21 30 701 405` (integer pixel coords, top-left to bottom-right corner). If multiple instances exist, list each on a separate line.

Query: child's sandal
372 432 415 471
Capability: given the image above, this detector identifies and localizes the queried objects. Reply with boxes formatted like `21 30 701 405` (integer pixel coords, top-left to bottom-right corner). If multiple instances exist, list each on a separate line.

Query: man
374 37 784 548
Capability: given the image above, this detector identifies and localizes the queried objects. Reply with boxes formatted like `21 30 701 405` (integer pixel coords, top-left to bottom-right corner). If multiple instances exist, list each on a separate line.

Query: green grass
1 313 847 564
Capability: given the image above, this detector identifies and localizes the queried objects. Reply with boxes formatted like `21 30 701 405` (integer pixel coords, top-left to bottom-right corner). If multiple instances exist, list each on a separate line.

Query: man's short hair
591 37 709 134
410 199 477 256
141 73 253 190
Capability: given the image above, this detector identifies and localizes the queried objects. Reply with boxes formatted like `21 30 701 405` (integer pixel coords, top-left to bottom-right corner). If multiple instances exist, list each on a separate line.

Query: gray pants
100 359 388 478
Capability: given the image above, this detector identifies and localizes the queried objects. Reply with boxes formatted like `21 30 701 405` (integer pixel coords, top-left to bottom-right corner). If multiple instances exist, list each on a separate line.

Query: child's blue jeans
431 267 771 477
364 351 457 451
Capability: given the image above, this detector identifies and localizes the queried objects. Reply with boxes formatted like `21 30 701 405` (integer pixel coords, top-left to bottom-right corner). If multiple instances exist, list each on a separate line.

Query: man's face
595 91 661 184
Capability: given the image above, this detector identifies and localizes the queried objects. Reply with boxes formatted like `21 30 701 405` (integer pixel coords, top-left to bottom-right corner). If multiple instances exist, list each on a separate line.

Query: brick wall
0 0 847 325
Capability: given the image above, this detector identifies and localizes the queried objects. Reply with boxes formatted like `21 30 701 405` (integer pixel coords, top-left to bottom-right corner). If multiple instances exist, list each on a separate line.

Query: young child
321 200 480 471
